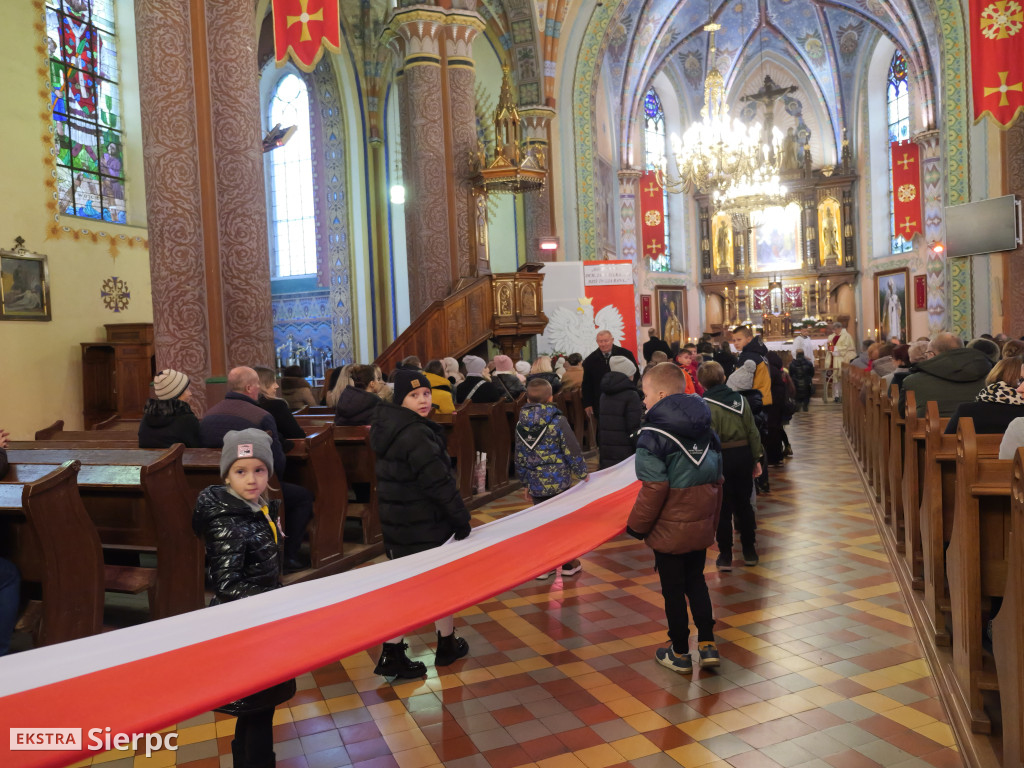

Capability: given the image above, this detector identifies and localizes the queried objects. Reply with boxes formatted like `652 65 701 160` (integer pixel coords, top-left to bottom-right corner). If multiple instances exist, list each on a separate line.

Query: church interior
2 0 1024 766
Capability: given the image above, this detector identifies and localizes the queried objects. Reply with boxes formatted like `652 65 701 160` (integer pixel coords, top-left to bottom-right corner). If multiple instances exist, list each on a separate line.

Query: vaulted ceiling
603 0 942 163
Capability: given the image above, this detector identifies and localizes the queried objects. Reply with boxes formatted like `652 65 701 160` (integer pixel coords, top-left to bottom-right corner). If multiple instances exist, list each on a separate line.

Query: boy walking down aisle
626 363 724 673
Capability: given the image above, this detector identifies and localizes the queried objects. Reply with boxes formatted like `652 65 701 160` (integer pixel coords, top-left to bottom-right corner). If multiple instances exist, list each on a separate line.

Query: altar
762 313 791 339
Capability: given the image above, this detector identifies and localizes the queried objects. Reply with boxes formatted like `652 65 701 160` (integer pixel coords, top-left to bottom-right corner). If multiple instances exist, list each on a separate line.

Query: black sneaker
743 547 759 567
716 552 733 571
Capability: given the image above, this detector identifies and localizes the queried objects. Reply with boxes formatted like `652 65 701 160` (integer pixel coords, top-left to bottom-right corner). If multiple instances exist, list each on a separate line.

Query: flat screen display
945 195 1019 257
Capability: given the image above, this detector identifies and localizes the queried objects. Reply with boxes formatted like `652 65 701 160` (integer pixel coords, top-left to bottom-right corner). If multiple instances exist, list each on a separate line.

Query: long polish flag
0 462 642 768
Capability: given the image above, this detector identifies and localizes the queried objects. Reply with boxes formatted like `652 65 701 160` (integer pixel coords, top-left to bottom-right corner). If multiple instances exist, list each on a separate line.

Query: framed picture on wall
654 286 687 349
875 268 909 343
914 274 927 311
0 250 51 321
640 294 652 326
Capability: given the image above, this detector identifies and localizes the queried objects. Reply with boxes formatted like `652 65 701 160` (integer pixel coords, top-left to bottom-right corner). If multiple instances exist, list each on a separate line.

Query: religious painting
750 203 802 273
914 274 927 311
711 212 734 274
817 198 843 266
655 286 687 349
875 268 909 343
0 250 51 321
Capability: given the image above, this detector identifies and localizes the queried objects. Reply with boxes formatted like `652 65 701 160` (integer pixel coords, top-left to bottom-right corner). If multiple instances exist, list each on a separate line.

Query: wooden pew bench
431 411 474 502
331 426 381 544
902 390 927 588
993 447 1024 768
0 461 105 646
461 401 511 491
918 401 953 645
946 419 1013 734
4 445 202 619
887 383 907 553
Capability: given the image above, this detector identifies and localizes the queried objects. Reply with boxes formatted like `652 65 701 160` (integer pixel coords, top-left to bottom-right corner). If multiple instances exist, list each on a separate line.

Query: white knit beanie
608 356 637 378
153 369 189 401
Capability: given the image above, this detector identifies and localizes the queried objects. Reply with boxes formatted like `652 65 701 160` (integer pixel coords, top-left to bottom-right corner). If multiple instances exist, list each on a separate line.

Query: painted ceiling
604 0 942 162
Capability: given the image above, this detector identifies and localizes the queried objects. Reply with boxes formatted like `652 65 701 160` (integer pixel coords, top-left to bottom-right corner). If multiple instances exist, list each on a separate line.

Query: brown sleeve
626 480 669 535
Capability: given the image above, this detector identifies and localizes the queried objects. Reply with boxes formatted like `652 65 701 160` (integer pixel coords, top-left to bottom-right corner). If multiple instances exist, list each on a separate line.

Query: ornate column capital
385 7 447 60
520 106 556 144
444 11 486 60
913 130 942 158
617 167 643 194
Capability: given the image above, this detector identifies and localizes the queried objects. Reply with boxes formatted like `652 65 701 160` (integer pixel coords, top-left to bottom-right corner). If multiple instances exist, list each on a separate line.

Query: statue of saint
821 206 840 262
715 219 731 272
781 127 800 171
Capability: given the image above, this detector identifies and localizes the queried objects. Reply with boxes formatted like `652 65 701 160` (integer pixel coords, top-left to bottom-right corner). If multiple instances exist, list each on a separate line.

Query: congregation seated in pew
945 356 1024 436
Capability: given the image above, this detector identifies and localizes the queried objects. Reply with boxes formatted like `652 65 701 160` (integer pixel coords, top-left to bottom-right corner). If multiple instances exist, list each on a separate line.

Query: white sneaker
560 560 583 577
536 571 555 580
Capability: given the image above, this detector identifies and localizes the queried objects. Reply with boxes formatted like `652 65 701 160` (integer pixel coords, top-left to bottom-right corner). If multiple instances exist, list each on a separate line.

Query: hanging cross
899 216 918 235
287 0 323 42
739 75 798 140
897 153 916 171
644 182 661 198
645 239 663 256
984 71 1024 107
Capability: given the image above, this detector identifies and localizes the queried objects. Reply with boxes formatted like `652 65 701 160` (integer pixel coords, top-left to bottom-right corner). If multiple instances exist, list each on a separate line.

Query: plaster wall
0 0 152 439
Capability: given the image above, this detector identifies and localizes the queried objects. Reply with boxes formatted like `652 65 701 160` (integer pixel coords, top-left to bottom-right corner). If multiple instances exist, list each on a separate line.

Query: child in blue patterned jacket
514 377 589 579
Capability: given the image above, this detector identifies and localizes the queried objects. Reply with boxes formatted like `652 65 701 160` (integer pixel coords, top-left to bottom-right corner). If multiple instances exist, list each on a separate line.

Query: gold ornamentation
644 209 662 226
897 183 917 202
981 0 1023 39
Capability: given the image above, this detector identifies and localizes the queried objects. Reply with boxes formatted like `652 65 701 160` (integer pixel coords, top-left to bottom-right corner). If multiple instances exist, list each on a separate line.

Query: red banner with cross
890 140 922 241
639 170 666 261
970 0 1024 126
273 0 341 73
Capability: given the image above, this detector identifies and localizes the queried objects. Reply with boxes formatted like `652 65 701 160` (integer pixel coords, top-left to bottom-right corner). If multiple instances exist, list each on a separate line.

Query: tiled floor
80 404 962 767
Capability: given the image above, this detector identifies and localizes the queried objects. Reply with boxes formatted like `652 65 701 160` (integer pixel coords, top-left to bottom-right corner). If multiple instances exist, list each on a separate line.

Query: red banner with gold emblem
638 171 666 261
970 0 1024 126
890 140 922 241
273 0 341 73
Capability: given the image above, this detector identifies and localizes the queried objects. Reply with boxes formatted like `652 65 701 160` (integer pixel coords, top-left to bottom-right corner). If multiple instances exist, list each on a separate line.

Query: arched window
46 0 127 224
887 50 913 254
266 73 317 277
643 88 671 272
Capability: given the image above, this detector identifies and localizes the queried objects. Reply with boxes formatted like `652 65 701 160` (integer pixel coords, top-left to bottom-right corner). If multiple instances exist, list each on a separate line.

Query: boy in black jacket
598 356 643 469
788 350 815 412
370 369 472 679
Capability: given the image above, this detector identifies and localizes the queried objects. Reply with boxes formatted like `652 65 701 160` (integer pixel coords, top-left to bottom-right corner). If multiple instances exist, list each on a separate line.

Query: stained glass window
643 88 671 272
267 73 317 277
887 50 913 254
46 0 126 224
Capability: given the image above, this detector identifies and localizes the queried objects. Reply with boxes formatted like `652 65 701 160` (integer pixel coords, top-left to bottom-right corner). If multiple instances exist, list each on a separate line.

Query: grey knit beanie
220 428 274 478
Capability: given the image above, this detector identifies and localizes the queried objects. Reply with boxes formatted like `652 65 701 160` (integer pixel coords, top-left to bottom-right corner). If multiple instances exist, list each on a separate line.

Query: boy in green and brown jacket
699 361 763 571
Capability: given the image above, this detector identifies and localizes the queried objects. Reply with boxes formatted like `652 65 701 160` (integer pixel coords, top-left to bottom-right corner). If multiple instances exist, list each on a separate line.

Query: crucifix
739 75 798 156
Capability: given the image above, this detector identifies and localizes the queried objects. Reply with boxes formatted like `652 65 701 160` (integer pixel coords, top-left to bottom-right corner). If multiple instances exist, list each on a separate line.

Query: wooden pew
918 401 954 645
461 401 511 491
946 418 1012 734
887 383 907 553
875 377 893 519
37 428 137 444
993 447 1024 768
432 411 474 502
332 426 382 544
4 445 203 619
0 461 105 645
901 390 926 588
280 428 347 569
563 389 586 447
864 374 881 499
92 413 121 430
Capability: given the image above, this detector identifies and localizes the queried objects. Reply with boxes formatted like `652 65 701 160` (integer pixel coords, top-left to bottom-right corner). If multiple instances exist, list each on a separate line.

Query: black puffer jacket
138 398 202 449
192 485 281 603
527 371 562 395
370 401 471 554
788 356 815 399
598 372 643 468
334 386 379 426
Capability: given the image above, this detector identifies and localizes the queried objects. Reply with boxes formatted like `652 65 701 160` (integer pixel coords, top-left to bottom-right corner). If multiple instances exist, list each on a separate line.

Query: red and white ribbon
0 462 641 768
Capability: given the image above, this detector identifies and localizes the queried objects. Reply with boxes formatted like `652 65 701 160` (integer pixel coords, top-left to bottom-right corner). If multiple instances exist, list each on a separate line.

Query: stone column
521 107 557 261
135 0 214 412
205 1 274 368
444 13 485 278
914 130 947 335
388 9 451 317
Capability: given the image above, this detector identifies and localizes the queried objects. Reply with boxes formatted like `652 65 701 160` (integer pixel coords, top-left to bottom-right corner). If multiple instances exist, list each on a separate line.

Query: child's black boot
434 631 469 666
374 642 427 678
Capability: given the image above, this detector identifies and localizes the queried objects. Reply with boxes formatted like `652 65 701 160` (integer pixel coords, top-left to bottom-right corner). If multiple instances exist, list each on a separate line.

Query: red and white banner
890 141 922 241
751 288 770 311
638 171 666 261
273 0 342 73
0 464 641 768
783 286 803 310
583 260 638 358
970 0 1024 126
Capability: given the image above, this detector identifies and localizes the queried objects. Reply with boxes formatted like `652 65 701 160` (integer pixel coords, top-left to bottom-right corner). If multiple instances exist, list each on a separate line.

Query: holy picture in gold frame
817 198 842 266
750 203 802 273
712 212 734 274
0 250 51 321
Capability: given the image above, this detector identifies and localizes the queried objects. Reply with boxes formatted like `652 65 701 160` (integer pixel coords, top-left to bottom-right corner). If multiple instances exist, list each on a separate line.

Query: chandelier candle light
660 21 787 215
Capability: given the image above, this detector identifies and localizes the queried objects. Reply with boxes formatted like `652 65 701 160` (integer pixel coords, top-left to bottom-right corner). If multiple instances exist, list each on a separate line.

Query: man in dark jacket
788 350 815 411
582 330 639 422
598 356 644 468
642 328 672 364
200 367 312 571
899 333 993 417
